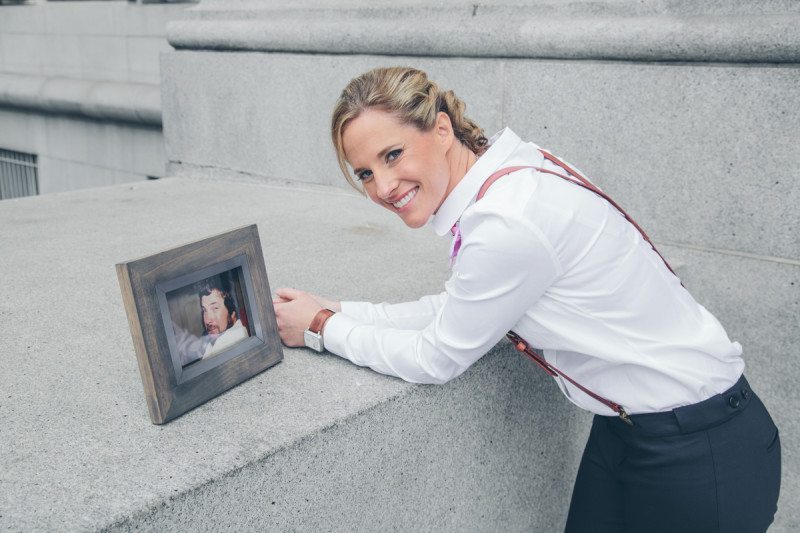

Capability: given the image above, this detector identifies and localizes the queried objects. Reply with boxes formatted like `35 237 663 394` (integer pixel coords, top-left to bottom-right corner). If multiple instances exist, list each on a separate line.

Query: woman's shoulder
461 165 614 265
467 165 594 221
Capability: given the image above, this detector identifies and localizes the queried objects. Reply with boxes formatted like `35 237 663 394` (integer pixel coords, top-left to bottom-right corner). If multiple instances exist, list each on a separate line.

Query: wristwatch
303 308 335 353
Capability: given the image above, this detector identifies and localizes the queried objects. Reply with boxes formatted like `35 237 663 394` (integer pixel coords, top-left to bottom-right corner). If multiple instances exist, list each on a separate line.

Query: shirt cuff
322 311 361 363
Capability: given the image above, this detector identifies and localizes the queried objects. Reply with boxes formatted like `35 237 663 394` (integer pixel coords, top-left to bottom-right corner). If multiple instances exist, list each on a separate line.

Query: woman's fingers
274 302 302 346
274 288 341 312
275 287 304 301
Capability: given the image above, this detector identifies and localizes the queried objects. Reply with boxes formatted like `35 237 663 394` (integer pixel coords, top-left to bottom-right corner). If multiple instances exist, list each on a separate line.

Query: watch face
304 330 323 352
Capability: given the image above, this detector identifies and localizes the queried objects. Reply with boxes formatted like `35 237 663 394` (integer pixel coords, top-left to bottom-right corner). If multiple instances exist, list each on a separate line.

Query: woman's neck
445 142 478 199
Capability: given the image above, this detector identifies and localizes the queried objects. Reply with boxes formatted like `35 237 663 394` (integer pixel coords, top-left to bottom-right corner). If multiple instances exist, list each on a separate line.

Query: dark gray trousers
565 375 781 533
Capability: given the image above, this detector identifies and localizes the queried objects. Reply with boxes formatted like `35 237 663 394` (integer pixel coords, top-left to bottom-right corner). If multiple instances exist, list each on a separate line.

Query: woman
273 67 780 532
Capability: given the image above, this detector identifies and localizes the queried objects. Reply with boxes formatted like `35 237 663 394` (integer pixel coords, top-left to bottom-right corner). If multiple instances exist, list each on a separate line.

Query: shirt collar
431 127 523 236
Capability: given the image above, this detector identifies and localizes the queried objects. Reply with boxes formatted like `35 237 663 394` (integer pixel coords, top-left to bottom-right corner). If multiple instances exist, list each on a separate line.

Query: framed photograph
116 224 282 424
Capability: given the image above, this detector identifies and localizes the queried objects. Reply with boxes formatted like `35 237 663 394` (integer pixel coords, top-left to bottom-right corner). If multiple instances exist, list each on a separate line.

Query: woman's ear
433 111 455 149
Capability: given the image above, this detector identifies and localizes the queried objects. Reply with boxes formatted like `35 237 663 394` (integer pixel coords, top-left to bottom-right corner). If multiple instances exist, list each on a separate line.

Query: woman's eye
357 170 373 181
387 149 402 162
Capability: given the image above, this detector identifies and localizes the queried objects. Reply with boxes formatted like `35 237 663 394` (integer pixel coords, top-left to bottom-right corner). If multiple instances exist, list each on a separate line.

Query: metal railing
0 148 39 200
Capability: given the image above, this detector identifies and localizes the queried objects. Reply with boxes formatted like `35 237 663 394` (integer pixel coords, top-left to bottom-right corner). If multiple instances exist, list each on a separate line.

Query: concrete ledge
107 346 588 531
0 177 587 530
166 9 800 63
0 73 161 125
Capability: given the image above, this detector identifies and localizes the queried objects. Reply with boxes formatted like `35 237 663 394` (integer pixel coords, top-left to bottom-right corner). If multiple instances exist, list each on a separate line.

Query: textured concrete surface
502 60 800 261
162 52 799 260
0 178 590 531
161 53 504 189
109 344 588 532
167 1 800 62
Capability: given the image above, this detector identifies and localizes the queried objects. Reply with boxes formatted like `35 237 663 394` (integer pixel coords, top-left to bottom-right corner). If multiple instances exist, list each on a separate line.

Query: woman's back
461 129 744 413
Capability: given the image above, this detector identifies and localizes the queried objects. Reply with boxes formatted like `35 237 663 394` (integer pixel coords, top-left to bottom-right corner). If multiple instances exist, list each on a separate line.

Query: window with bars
0 148 39 200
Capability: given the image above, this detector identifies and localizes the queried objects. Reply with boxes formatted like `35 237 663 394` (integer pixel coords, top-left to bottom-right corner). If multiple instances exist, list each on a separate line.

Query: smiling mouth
392 187 418 209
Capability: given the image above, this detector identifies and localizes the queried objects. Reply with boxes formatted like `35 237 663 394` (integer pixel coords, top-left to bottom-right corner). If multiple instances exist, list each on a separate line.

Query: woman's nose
374 171 398 201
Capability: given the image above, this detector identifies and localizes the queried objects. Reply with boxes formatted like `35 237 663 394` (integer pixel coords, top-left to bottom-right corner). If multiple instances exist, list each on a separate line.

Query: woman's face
342 108 455 228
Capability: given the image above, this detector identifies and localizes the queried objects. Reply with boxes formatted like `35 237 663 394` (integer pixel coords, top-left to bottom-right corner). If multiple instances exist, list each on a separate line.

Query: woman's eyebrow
376 144 396 159
352 144 399 174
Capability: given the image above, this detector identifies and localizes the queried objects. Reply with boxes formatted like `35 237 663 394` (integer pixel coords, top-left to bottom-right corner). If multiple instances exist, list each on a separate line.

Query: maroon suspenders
477 151 680 279
472 150 681 425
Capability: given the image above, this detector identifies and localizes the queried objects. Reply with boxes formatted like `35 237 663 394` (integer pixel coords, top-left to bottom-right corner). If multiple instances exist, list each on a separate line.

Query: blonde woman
273 67 780 532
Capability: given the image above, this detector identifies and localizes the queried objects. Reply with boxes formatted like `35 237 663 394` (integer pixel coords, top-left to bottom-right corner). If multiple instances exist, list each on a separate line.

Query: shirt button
741 388 751 400
728 395 741 408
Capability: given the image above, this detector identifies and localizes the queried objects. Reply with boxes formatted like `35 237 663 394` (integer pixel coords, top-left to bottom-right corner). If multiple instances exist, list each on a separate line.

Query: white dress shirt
324 128 744 415
203 319 249 358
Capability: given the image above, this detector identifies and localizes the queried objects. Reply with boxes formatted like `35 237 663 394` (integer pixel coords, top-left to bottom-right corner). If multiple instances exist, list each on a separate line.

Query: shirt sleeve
324 210 562 384
340 293 447 330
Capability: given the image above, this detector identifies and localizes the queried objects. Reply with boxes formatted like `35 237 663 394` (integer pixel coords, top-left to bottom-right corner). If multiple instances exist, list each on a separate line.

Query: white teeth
393 187 418 209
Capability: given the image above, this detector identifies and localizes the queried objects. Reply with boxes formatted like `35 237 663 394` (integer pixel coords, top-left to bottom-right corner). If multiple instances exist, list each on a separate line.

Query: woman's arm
274 290 447 336
341 293 447 330
322 211 562 384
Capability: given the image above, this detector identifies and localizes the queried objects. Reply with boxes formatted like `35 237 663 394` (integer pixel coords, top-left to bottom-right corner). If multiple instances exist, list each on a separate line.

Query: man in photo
175 274 249 366
197 278 249 357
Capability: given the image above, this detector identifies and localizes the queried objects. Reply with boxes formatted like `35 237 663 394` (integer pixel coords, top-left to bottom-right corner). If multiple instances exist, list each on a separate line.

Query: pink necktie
449 223 462 267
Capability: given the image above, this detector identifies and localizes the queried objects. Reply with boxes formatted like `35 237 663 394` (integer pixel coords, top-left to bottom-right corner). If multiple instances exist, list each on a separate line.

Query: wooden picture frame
116 224 282 424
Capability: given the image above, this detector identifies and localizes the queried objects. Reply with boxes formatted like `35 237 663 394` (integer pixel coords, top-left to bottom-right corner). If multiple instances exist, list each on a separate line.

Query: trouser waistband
608 374 754 436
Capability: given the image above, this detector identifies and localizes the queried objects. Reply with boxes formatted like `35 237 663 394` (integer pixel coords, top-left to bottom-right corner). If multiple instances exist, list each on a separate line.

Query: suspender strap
474 148 686 425
477 150 679 278
507 332 632 424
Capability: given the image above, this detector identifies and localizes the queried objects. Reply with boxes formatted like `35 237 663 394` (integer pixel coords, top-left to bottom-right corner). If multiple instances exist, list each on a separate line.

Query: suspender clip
618 407 634 426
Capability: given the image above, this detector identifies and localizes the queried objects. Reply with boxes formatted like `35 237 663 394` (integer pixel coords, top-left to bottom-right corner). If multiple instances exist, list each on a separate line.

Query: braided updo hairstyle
331 67 488 190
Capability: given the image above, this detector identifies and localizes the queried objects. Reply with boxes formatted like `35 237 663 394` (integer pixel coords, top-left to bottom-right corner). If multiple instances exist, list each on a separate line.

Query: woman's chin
379 193 430 228
396 209 428 229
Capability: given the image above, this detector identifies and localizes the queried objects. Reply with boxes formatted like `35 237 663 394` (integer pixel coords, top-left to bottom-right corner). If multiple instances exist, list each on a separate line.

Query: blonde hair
331 67 488 190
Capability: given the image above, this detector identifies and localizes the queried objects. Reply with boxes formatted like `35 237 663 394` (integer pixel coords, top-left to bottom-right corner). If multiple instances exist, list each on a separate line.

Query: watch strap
308 308 335 334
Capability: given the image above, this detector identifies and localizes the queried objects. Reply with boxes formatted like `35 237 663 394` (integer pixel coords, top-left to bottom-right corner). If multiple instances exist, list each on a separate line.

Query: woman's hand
273 288 341 347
